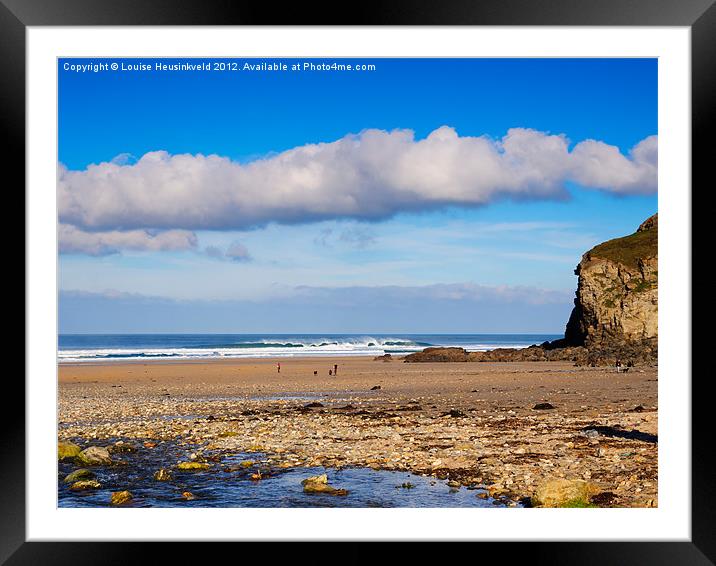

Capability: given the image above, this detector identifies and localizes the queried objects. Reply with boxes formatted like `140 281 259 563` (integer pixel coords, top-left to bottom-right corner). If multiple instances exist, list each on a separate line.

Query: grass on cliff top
588 225 657 268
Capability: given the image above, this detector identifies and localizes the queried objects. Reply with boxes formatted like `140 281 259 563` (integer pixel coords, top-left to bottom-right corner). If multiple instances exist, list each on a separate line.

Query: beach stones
63 468 95 483
182 491 196 501
108 441 138 454
58 441 81 460
531 478 599 507
301 474 348 496
176 461 210 471
70 480 101 491
153 468 172 481
76 446 113 466
110 490 133 505
533 403 555 410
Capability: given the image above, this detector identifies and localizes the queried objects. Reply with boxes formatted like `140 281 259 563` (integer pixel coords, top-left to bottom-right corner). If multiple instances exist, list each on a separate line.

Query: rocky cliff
563 213 658 347
405 214 658 366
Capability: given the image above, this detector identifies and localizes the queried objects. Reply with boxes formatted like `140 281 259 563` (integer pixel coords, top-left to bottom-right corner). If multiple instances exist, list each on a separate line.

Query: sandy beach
58 355 657 507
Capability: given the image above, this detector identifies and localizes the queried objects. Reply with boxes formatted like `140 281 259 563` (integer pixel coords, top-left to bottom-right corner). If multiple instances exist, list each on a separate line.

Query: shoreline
59 357 658 507
58 354 382 369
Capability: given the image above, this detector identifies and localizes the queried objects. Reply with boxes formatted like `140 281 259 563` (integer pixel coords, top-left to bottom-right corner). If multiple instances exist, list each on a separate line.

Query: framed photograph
9 0 708 562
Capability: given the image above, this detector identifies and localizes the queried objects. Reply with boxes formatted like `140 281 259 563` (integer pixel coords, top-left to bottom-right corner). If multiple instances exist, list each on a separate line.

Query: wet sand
58 356 658 507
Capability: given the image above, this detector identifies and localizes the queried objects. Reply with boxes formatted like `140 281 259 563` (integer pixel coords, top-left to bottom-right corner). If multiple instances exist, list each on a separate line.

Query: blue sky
58 58 657 334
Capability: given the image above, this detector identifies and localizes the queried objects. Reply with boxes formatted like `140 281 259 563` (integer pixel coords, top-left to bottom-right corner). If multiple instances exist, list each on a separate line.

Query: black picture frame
6 0 708 563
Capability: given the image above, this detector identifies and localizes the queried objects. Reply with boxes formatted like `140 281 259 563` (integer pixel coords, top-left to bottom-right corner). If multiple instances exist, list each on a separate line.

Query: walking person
277 362 281 374
333 364 338 376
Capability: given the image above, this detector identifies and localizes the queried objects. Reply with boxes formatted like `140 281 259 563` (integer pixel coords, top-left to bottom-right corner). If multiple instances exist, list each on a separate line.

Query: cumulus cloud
58 223 197 256
569 135 657 195
58 127 657 236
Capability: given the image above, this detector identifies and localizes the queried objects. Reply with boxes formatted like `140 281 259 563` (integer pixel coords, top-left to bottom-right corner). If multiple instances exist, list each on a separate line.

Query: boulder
153 468 172 481
301 474 348 496
76 446 113 466
176 461 210 471
63 468 95 483
70 479 101 491
532 478 600 507
110 490 133 505
58 441 81 461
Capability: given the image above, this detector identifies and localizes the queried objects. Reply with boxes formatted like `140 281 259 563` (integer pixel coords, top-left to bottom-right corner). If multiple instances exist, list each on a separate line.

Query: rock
110 490 133 505
63 468 95 483
182 491 196 500
108 441 137 454
153 468 172 481
177 461 210 471
301 474 348 496
404 347 471 363
447 480 461 488
302 473 328 485
448 409 466 418
370 385 381 390
562 214 657 360
533 403 555 410
373 353 393 361
70 479 101 491
304 402 324 408
532 478 600 507
76 446 113 466
58 441 81 460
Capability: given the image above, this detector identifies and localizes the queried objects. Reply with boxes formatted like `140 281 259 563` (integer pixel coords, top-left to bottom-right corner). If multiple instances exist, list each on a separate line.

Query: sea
58 333 561 363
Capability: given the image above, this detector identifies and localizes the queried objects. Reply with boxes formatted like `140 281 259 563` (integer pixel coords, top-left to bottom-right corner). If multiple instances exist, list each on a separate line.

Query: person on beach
329 369 333 376
277 362 281 374
615 359 622 373
334 364 338 376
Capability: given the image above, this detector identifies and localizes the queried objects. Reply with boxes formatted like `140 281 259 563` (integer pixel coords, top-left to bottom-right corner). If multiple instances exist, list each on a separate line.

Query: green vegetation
588 225 657 268
633 279 653 293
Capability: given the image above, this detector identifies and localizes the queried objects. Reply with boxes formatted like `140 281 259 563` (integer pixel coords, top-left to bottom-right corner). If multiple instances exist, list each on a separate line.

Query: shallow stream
58 439 505 508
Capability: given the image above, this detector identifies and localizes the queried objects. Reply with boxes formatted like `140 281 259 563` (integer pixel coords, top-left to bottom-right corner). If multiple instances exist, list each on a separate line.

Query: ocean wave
57 337 438 362
57 335 555 363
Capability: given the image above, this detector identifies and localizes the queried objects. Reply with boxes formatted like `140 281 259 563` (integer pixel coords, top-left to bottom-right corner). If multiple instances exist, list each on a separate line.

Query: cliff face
564 214 658 347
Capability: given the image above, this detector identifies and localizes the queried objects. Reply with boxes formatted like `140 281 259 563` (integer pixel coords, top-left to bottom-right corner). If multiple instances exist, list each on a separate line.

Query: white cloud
58 127 657 238
569 135 657 194
58 223 197 256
